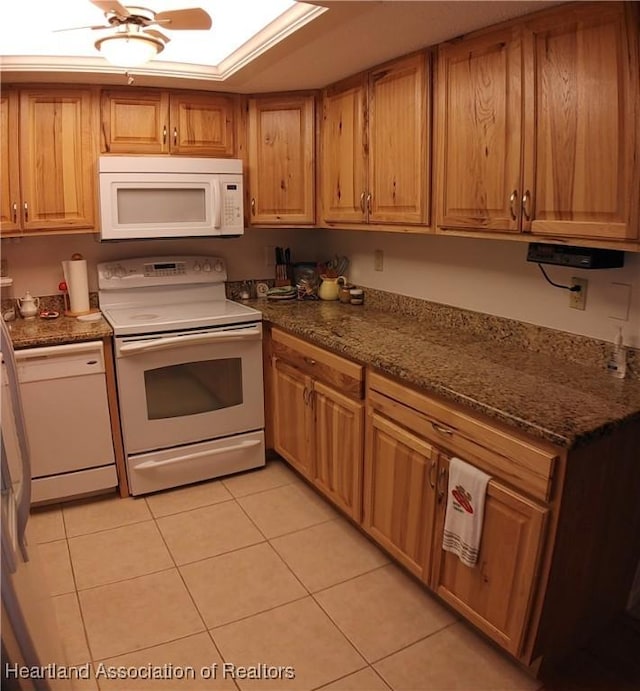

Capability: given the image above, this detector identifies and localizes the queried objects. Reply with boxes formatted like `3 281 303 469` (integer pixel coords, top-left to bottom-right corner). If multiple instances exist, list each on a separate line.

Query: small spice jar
349 288 364 305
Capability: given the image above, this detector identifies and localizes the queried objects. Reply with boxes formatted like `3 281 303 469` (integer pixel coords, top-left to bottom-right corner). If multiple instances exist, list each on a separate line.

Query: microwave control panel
223 181 243 228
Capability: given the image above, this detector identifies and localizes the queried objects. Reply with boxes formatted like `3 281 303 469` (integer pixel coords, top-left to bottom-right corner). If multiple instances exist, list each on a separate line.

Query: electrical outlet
374 249 384 272
569 277 588 310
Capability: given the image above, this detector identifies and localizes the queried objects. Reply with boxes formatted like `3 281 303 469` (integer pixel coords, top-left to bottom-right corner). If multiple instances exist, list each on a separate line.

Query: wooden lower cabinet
270 328 364 520
363 410 437 578
431 457 548 656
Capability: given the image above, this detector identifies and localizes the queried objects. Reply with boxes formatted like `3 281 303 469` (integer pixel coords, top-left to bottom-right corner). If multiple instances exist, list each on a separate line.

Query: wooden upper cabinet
321 52 430 226
321 75 368 223
101 89 235 156
437 28 523 232
248 94 315 225
523 2 639 240
170 92 234 156
0 92 20 234
368 53 430 224
437 1 639 242
19 89 95 232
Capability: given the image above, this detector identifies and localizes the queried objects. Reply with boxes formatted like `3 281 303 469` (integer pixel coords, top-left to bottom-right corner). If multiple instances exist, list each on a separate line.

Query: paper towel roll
62 259 90 314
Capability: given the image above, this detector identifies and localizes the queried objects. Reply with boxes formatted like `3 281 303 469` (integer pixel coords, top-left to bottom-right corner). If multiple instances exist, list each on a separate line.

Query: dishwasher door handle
118 326 262 355
135 439 262 470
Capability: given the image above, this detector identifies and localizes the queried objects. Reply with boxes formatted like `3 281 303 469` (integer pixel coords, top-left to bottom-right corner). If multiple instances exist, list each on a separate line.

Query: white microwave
98 156 244 240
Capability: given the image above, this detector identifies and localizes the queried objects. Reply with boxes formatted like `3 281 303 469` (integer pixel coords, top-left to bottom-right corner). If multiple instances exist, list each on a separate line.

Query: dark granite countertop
6 314 112 349
253 299 640 449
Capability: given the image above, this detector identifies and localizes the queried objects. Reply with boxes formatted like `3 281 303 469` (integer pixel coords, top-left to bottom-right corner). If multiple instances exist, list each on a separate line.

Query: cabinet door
368 53 429 224
248 95 315 224
312 380 364 521
19 89 95 232
100 89 169 154
431 458 548 656
0 91 20 234
169 93 235 156
321 75 368 223
437 28 523 232
524 3 639 240
363 409 437 578
272 358 313 478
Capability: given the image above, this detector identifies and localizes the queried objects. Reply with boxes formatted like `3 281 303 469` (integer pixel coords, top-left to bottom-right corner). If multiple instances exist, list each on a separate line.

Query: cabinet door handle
428 460 437 489
162 125 167 144
302 387 309 405
251 198 256 216
23 202 28 223
304 357 316 366
431 421 454 436
173 127 178 146
509 190 518 221
521 190 532 222
12 202 17 224
359 192 366 213
366 192 372 215
437 467 448 503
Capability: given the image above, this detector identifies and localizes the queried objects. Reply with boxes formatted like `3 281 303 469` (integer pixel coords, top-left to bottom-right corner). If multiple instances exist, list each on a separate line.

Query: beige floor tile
222 460 300 498
39 539 75 596
69 520 174 590
157 500 264 565
318 667 391 690
63 493 151 538
79 569 204 660
52 593 91 665
271 518 388 592
96 633 236 690
237 482 337 539
145 479 233 518
181 542 307 628
68 667 99 691
212 597 365 690
29 505 65 543
374 622 540 691
315 564 456 662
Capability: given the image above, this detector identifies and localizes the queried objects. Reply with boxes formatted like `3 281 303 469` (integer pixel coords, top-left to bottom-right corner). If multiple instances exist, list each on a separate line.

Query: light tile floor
31 460 544 691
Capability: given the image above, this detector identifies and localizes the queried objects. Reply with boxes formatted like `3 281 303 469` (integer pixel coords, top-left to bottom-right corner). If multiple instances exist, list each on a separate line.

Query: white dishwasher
15 340 117 504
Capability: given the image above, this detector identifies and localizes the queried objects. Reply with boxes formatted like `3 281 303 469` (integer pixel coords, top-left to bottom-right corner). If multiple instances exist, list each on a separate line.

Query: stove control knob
115 265 125 278
213 260 224 273
193 262 201 272
202 261 212 272
103 268 112 279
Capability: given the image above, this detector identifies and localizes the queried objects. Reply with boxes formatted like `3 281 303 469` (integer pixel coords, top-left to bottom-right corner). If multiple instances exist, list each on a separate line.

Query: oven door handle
135 439 262 470
118 326 262 355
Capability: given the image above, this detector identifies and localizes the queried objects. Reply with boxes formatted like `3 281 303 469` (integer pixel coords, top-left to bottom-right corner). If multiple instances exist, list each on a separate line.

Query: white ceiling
1 1 564 93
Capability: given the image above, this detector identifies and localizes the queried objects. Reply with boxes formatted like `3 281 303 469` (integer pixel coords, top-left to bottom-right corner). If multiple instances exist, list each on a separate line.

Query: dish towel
442 457 491 567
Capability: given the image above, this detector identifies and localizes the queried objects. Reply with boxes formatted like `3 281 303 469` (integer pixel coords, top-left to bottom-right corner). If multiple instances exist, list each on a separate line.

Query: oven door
115 323 264 454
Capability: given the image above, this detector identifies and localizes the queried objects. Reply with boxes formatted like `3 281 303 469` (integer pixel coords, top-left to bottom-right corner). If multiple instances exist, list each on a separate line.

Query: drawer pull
304 357 317 366
432 421 454 436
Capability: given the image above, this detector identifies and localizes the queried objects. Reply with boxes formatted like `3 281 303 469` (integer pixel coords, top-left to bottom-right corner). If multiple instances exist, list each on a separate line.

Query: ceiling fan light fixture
95 32 164 67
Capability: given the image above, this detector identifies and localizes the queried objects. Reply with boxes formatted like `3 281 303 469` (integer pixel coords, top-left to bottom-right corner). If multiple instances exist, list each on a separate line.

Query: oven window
144 358 243 420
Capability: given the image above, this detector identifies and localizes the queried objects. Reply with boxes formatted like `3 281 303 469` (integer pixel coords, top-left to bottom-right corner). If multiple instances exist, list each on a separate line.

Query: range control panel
98 256 227 289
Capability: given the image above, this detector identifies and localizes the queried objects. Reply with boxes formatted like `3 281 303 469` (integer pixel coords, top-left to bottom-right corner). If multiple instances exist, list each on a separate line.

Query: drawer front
272 328 364 399
368 372 558 502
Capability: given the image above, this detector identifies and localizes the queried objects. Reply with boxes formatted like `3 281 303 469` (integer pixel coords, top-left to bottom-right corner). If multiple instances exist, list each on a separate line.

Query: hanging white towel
442 457 491 567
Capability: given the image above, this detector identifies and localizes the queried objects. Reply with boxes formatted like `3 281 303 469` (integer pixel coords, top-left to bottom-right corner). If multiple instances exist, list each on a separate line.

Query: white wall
1 228 323 296
323 230 640 347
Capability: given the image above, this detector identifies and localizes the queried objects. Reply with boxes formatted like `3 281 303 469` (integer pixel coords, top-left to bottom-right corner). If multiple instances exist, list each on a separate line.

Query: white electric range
98 256 265 496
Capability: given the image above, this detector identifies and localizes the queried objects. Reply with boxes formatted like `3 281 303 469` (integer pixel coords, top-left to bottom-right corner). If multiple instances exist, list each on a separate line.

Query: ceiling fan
57 1 212 67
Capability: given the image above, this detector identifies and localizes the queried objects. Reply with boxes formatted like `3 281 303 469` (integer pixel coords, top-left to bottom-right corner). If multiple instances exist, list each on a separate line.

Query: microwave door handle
213 179 222 229
119 326 262 355
135 439 262 470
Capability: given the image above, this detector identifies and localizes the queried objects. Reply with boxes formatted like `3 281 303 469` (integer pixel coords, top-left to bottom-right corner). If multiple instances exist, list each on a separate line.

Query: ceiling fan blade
90 0 131 19
144 29 171 43
154 8 212 30
53 23 111 32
